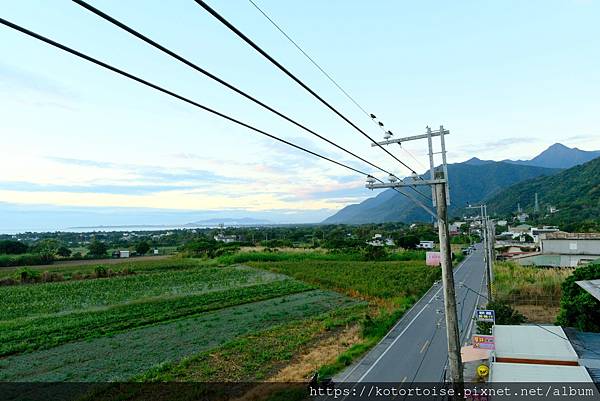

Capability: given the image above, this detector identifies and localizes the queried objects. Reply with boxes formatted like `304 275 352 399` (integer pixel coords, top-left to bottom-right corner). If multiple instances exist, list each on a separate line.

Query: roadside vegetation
557 263 600 332
493 261 573 323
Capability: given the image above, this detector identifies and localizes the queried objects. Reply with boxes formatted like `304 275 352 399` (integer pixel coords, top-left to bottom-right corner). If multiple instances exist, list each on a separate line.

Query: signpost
472 334 495 350
476 309 495 323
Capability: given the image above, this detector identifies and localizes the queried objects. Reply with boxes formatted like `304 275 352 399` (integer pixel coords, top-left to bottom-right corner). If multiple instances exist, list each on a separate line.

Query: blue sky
1 0 599 231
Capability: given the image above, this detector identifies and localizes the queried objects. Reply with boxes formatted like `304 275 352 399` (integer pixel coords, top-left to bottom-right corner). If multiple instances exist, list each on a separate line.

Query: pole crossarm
366 179 446 188
372 129 450 146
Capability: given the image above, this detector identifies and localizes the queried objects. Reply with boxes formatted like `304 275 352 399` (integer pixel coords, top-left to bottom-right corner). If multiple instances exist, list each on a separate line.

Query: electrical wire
0 17 370 179
246 0 430 173
193 0 421 177
0 17 428 212
71 0 401 182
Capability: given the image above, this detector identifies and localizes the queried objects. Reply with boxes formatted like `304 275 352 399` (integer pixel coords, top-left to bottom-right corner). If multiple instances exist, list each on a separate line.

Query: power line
192 0 420 177
246 0 429 173
71 0 399 181
0 16 425 210
247 0 369 118
0 17 369 178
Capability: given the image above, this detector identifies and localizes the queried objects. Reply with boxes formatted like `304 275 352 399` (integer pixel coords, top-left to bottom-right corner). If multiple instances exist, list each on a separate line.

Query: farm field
0 257 362 386
0 290 354 381
145 258 441 381
0 249 438 393
0 256 200 280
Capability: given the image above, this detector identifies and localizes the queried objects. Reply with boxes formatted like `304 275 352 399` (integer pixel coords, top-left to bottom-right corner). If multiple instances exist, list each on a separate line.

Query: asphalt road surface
336 244 487 383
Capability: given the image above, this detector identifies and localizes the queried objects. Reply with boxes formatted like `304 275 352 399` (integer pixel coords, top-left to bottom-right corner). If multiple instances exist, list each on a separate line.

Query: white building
416 240 434 249
214 233 237 243
366 234 394 247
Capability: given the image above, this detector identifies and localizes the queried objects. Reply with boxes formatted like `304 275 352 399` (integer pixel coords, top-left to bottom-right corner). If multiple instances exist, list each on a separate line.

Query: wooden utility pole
367 126 464 389
435 172 464 387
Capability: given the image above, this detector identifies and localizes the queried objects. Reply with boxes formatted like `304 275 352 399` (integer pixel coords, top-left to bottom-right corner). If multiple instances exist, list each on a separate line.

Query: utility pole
367 125 464 387
467 204 493 301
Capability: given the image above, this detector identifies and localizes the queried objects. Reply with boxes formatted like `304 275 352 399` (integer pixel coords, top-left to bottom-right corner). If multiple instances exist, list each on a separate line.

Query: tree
395 235 420 250
56 246 72 258
0 240 28 255
88 240 108 258
362 245 387 261
557 263 600 332
135 241 151 256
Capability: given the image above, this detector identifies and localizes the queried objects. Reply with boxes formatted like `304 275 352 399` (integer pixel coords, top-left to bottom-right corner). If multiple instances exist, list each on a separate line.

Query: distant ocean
0 224 219 235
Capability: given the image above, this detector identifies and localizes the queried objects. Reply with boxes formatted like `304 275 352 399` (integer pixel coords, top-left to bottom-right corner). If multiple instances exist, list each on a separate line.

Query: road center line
354 251 475 383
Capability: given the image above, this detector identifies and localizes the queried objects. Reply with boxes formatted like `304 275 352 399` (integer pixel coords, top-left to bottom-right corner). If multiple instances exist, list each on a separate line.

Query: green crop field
247 260 439 304
0 290 355 381
0 251 436 389
0 257 361 385
2 265 284 320
0 257 203 280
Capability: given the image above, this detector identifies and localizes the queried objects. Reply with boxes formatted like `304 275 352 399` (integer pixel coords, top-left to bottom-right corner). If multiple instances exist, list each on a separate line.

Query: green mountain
323 162 558 224
487 156 600 231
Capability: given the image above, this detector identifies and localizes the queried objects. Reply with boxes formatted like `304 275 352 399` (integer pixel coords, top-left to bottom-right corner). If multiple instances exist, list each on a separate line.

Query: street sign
426 251 441 266
476 309 495 323
472 334 495 350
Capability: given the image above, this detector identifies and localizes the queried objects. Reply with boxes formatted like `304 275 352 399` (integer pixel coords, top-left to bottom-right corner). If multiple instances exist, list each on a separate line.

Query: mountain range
323 143 600 224
464 143 600 169
486 156 600 231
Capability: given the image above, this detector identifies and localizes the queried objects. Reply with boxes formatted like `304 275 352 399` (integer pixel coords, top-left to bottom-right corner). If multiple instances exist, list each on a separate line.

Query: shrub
477 300 527 335
556 263 600 332
15 267 40 283
362 245 387 261
94 265 108 278
0 253 49 267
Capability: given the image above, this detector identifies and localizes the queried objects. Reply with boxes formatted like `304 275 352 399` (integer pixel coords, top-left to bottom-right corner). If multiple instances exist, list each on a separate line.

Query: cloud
461 137 540 154
0 63 78 108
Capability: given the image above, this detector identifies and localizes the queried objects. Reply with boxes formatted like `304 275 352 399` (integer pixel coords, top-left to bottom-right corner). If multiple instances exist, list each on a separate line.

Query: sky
1 0 599 232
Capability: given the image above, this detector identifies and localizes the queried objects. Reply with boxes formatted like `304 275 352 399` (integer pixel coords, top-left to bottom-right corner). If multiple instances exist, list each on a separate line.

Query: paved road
336 244 487 383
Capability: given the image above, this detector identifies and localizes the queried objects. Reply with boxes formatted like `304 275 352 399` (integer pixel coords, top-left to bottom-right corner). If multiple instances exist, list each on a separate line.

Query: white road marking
354 252 474 383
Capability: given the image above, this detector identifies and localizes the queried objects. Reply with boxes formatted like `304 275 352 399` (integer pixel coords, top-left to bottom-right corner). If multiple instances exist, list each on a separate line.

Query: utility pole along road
337 245 487 383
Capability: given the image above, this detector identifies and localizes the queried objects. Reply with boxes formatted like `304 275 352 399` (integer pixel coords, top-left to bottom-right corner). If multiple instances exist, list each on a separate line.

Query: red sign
426 252 441 266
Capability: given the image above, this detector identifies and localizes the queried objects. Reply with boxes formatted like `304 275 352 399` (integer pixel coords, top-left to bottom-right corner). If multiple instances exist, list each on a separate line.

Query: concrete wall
542 239 600 255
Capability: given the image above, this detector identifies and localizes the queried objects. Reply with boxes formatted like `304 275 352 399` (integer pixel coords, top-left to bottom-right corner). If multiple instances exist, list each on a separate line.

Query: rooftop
492 325 579 364
489 362 592 382
544 232 600 240
576 279 600 302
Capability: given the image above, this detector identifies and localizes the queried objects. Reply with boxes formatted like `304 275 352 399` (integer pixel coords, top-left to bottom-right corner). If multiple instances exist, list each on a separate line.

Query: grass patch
493 261 572 302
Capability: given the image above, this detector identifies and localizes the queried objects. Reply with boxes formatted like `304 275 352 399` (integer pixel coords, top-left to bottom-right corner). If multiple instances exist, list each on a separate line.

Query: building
366 234 394 247
416 240 434 249
449 221 465 236
119 250 130 258
214 233 237 243
530 226 560 243
539 232 600 267
488 325 594 383
508 224 532 235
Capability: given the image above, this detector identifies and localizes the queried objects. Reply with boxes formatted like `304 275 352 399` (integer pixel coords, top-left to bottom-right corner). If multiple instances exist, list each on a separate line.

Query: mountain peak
507 143 600 169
